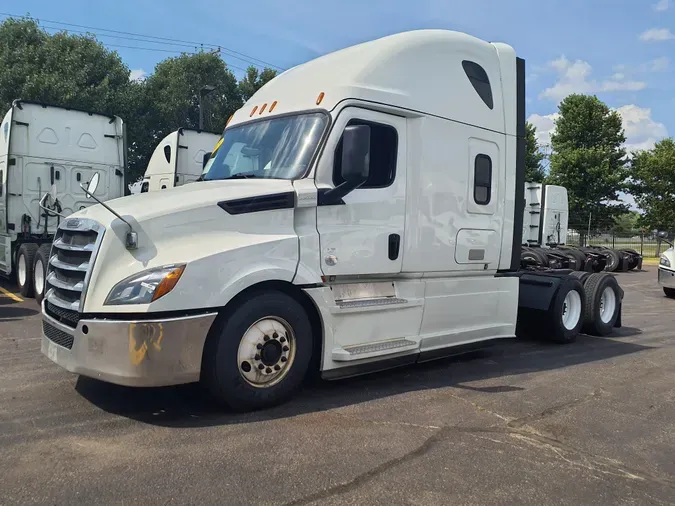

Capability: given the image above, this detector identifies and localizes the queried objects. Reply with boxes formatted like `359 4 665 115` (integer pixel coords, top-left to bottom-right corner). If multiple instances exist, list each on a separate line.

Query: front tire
202 290 313 411
33 244 52 305
664 287 675 299
16 243 38 298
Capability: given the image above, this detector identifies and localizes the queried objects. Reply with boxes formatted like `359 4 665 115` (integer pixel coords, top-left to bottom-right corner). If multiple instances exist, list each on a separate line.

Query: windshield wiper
222 172 259 180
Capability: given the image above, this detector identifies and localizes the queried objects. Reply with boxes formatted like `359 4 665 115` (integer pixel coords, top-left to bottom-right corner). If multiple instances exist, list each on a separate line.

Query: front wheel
664 287 675 299
202 290 313 411
582 273 621 336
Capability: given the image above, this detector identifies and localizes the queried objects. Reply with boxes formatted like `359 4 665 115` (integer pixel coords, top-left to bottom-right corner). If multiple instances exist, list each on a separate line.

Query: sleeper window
462 61 494 110
474 154 492 205
333 120 397 188
164 145 172 163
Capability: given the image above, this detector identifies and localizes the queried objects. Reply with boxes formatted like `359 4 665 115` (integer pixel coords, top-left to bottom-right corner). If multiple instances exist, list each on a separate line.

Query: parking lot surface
1 268 674 505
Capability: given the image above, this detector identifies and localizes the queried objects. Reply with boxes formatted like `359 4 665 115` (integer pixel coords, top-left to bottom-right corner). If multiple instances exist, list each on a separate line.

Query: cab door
315 108 406 277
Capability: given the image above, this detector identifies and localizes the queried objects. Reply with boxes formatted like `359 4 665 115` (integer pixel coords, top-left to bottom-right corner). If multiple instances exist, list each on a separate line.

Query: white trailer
0 100 125 302
138 128 220 192
41 30 627 411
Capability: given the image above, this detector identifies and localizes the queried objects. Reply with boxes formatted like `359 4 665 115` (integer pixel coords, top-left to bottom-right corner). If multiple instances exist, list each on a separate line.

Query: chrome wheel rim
599 286 616 324
237 316 296 388
34 259 44 296
18 254 27 287
562 290 582 330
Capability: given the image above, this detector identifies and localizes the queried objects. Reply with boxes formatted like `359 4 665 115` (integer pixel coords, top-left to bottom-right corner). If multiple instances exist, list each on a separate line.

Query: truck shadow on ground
0 298 39 321
76 331 651 428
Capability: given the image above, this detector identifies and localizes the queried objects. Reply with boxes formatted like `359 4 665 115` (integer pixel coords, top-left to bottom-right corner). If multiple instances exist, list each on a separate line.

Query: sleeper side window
333 119 397 189
462 61 494 110
0 170 3 197
474 154 492 205
164 145 172 164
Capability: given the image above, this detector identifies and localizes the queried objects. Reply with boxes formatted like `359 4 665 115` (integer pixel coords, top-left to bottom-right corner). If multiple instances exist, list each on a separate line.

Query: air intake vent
43 321 74 350
218 192 295 215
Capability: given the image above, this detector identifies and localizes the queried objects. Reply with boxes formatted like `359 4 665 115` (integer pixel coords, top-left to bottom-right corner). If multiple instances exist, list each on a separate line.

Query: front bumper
41 304 217 387
658 266 675 289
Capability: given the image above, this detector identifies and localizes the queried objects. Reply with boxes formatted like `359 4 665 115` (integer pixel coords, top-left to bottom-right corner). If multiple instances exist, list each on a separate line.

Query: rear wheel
16 243 38 298
33 244 52 306
582 273 621 336
202 290 313 411
569 270 591 284
545 276 585 344
603 249 621 272
664 287 675 299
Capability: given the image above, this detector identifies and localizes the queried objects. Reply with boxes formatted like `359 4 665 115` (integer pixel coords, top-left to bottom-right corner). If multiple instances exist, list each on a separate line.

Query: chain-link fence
566 224 670 257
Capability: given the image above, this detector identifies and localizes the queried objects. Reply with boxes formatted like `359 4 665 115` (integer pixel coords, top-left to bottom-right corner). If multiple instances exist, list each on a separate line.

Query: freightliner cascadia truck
41 30 626 411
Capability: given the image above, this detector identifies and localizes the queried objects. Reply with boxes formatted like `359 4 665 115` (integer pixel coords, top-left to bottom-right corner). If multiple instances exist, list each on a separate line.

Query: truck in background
138 128 220 192
657 231 675 298
520 182 642 273
0 100 126 302
41 30 627 411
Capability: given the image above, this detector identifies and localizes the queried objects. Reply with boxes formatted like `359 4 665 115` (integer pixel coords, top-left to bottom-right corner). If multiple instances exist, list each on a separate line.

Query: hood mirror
86 173 100 197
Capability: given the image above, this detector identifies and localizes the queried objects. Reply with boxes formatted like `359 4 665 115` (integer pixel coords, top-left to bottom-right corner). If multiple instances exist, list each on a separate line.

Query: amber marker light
152 265 186 302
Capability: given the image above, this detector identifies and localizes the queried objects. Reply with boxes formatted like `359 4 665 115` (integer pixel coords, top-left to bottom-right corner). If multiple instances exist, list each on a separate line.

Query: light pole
199 85 216 131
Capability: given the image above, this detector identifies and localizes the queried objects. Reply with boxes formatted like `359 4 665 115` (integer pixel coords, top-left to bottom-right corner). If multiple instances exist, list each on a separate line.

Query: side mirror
85 172 100 198
657 231 668 239
340 125 370 183
202 152 211 169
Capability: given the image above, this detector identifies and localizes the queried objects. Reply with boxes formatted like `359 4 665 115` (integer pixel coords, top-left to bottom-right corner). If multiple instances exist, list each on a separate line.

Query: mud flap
614 302 622 328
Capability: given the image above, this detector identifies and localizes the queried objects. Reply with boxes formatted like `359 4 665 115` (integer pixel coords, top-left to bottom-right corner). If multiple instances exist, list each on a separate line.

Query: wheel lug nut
256 343 263 350
282 345 289 352
254 354 261 360
258 364 265 370
266 367 272 373
241 361 251 372
280 337 286 343
273 332 278 339
281 356 287 362
274 365 281 371
264 335 270 342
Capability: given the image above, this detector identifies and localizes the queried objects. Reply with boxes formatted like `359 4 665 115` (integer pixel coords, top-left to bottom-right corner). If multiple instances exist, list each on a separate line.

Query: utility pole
199 85 216 131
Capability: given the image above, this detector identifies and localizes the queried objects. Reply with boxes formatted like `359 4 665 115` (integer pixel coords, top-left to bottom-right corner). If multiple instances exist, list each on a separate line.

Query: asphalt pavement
0 268 673 505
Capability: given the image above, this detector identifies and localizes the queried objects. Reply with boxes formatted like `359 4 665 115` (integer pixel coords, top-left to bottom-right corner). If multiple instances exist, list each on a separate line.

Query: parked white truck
138 128 220 192
657 232 675 298
0 100 125 302
41 30 626 411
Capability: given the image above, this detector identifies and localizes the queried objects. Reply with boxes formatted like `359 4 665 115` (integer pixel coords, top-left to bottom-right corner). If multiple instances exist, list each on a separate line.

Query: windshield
202 112 327 181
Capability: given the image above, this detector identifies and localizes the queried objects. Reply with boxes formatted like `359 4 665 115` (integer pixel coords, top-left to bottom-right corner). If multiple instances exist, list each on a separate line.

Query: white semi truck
41 30 627 411
138 128 220 192
657 232 675 298
0 100 125 302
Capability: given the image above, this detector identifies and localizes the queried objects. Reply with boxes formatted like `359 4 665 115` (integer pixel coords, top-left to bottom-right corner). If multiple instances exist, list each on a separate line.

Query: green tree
612 211 640 235
630 138 675 230
546 94 629 228
238 65 278 102
524 121 545 182
0 17 131 116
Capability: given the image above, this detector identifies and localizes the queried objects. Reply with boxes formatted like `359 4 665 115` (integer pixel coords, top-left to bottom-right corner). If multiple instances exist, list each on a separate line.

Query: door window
333 120 398 188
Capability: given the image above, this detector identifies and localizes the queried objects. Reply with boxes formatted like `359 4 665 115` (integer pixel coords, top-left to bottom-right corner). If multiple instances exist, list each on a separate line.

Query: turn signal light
152 265 186 302
316 92 325 105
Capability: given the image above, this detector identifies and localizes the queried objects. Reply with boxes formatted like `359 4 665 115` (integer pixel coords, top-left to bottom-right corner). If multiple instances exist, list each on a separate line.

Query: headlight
105 264 186 305
660 256 671 268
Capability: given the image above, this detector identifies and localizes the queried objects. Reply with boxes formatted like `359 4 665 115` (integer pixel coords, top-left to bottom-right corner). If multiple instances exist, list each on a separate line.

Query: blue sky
2 0 674 154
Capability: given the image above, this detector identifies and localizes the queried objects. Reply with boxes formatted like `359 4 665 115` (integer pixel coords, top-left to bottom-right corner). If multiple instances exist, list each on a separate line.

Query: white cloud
653 0 671 11
527 113 559 146
540 56 646 102
130 69 147 81
644 56 669 72
615 104 668 153
639 28 675 41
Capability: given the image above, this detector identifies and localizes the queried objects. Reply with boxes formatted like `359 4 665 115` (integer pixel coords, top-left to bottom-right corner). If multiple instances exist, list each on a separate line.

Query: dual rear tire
15 243 51 304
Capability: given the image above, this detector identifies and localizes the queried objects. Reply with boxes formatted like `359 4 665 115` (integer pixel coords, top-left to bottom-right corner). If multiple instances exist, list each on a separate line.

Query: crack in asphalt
283 390 675 505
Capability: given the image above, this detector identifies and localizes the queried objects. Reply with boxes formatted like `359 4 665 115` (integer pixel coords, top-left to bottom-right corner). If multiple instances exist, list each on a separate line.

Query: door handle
388 234 401 260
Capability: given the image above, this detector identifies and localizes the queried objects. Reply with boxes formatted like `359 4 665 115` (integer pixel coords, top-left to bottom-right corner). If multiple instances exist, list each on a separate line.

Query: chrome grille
45 218 104 314
43 321 74 349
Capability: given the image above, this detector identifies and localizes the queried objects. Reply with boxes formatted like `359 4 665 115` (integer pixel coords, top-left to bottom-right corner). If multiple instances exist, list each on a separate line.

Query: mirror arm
80 183 138 249
319 178 366 205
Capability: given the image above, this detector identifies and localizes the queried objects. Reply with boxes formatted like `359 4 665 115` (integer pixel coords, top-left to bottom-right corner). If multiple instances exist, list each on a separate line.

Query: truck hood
74 179 296 225
70 179 302 312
